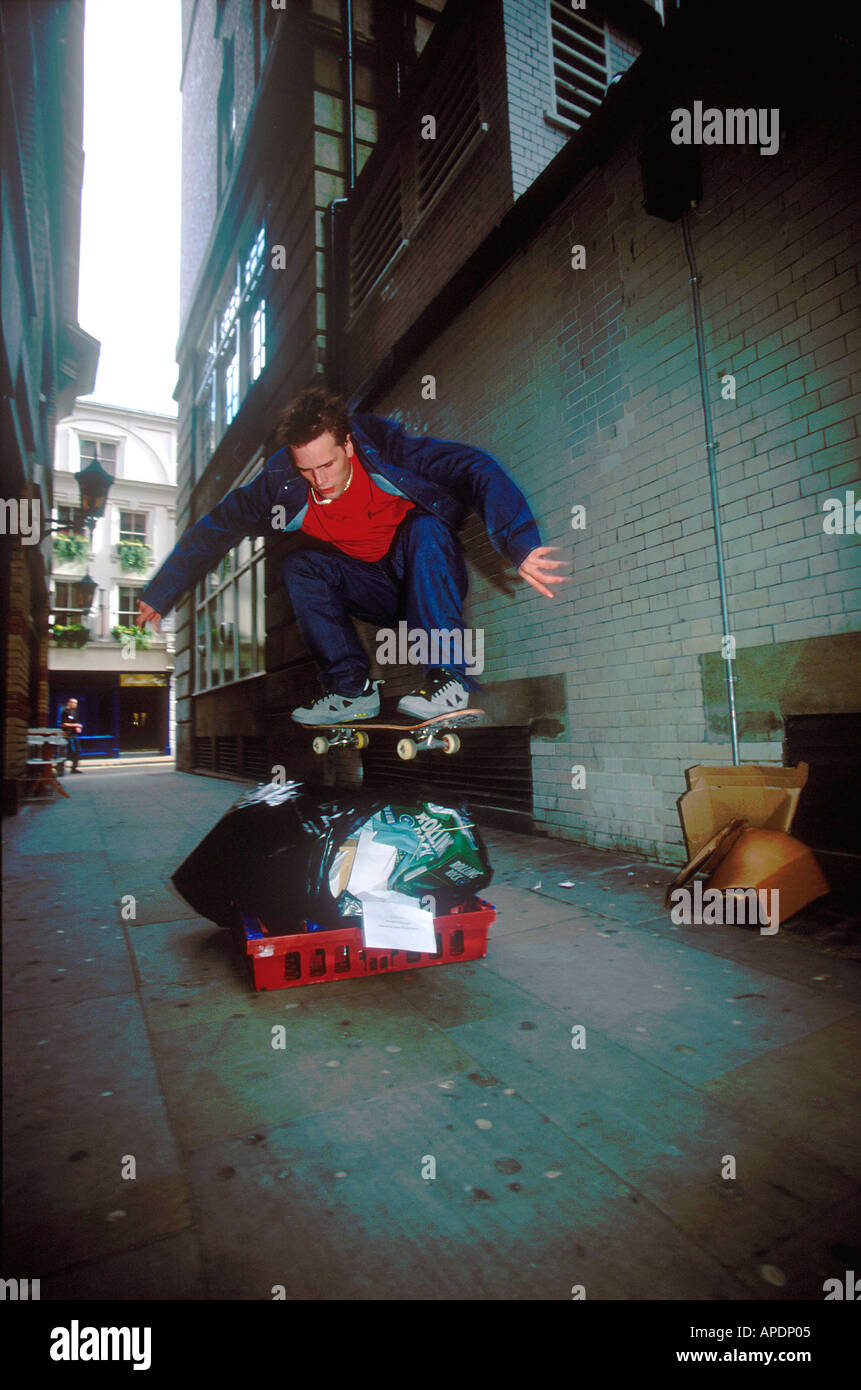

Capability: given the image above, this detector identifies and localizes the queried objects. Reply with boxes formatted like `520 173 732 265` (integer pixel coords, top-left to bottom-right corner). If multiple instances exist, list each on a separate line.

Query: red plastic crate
240 898 495 991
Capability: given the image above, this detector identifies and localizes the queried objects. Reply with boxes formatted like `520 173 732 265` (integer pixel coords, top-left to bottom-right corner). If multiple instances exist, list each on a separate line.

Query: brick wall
374 87 861 863
502 0 567 198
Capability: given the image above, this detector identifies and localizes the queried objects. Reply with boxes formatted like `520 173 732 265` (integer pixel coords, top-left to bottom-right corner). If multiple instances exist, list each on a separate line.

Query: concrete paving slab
440 1002 858 1275
479 882 596 935
484 919 858 1084
38 1229 207 1301
728 1192 861 1301
638 913 861 1005
185 1080 746 1300
702 1014 861 1182
384 954 546 1029
150 977 482 1149
3 916 135 1010
128 918 236 990
3 994 191 1273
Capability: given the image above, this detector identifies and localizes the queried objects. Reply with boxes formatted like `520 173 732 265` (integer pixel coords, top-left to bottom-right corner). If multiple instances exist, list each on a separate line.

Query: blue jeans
280 512 479 695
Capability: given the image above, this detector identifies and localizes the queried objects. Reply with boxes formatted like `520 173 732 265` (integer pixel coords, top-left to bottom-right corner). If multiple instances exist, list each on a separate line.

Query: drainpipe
681 210 740 765
325 0 356 390
341 0 356 192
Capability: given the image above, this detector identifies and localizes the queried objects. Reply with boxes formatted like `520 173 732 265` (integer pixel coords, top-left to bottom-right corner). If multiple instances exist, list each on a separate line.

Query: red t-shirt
301 457 414 561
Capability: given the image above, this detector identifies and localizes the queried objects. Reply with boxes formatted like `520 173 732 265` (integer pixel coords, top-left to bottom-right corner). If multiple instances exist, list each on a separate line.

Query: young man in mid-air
136 388 565 721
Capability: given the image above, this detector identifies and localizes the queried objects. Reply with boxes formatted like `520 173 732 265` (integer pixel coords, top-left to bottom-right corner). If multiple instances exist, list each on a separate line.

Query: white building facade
49 402 177 756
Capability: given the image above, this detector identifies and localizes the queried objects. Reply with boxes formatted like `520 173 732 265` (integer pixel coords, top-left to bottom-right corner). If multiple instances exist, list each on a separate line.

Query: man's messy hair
275 387 352 451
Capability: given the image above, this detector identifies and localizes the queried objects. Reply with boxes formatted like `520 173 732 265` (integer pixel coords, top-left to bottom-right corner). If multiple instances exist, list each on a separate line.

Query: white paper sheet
359 890 438 953
346 828 397 895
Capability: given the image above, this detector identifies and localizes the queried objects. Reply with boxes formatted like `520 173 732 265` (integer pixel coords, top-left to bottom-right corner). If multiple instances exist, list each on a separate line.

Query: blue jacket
140 413 542 617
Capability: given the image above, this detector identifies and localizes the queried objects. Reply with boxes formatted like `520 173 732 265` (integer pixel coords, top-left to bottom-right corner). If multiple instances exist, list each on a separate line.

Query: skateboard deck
307 709 486 759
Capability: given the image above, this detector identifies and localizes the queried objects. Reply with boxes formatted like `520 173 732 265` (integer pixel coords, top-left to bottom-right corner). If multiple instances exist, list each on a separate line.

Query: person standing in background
59 698 83 773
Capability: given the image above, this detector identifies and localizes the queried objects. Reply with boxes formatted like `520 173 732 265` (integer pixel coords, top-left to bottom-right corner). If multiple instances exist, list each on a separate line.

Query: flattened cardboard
678 762 809 859
664 818 747 910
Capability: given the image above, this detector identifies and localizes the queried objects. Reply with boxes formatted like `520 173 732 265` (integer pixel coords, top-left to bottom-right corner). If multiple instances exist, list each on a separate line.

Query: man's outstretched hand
517 546 570 599
136 601 162 631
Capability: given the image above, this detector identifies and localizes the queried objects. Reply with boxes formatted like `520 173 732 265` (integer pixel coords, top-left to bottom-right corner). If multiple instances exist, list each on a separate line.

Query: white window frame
117 585 142 626
118 509 149 544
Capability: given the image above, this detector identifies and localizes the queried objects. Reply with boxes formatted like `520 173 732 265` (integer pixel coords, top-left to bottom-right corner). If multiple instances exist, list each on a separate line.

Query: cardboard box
707 828 829 926
328 838 358 897
678 763 809 859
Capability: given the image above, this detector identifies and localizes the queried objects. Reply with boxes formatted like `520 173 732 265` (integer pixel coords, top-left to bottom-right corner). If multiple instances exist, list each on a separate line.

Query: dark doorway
118 687 165 751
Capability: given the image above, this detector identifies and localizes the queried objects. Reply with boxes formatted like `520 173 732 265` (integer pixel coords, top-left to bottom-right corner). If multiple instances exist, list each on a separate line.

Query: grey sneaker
291 679 380 726
396 670 470 720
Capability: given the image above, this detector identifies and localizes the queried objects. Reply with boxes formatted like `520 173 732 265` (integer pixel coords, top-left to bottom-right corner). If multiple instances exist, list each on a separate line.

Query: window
52 580 85 625
548 0 608 131
193 472 267 693
224 332 240 425
118 586 141 625
193 220 267 465
55 504 83 535
251 300 266 380
119 510 147 542
79 437 117 472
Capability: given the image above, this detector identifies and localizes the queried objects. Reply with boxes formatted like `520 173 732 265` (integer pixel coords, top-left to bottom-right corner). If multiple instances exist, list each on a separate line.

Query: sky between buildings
78 0 181 418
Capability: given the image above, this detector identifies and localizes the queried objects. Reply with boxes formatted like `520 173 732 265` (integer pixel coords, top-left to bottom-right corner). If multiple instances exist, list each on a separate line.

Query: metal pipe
681 209 741 765
341 0 355 191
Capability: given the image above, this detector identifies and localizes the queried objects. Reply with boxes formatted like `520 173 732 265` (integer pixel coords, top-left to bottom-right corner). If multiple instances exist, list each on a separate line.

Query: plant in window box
112 623 153 649
53 534 89 564
51 623 90 648
117 540 151 572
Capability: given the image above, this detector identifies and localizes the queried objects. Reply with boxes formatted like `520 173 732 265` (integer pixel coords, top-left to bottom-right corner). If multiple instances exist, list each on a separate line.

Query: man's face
291 430 354 500
68 700 77 710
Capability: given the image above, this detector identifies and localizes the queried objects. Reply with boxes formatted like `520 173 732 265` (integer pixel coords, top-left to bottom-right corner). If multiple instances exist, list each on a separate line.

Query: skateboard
307 709 486 759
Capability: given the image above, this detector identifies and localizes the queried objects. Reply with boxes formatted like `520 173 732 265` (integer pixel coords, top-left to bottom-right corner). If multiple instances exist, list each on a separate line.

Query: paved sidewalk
3 766 859 1300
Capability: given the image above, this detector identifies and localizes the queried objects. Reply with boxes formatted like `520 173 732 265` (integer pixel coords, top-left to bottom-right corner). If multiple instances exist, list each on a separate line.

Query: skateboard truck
396 729 461 760
309 710 484 759
311 728 370 755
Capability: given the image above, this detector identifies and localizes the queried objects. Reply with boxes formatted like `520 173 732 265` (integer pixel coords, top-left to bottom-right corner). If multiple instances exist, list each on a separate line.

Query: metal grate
361 725 533 828
348 148 404 316
215 735 239 775
416 25 482 215
243 735 269 781
549 0 608 130
194 737 214 770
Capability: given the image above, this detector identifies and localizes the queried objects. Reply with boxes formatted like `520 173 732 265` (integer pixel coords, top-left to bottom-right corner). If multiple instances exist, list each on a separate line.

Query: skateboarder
136 388 565 723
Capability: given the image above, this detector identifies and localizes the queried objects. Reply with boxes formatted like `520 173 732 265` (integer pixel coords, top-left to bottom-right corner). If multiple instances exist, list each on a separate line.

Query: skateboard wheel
397 737 418 761
312 735 330 755
441 733 460 754
354 730 369 750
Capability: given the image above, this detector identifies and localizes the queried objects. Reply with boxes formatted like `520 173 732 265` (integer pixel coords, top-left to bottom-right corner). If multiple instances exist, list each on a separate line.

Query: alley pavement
3 764 859 1300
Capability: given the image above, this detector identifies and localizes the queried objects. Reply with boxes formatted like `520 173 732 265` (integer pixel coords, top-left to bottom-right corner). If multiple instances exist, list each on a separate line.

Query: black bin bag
171 779 493 934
